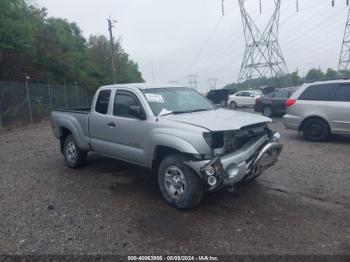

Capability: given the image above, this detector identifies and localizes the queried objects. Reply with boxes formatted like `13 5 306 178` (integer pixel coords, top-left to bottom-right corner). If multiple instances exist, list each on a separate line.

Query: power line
186 16 224 75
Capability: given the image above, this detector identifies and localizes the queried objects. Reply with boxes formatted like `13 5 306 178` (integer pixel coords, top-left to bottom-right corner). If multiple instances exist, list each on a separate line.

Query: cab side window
95 90 111 114
113 92 144 118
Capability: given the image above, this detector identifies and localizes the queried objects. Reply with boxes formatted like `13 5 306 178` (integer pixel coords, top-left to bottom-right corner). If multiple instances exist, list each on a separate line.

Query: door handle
108 121 116 127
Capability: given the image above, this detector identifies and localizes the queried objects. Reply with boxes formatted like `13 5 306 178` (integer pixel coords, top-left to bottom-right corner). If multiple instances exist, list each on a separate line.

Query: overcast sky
35 0 348 92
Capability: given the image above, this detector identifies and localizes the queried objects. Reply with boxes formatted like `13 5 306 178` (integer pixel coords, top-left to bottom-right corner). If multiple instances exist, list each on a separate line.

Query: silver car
283 80 350 141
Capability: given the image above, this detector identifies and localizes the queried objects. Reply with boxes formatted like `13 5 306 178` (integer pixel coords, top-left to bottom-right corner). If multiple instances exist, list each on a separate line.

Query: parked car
206 89 237 106
51 84 283 209
283 80 350 142
228 90 262 109
255 88 294 117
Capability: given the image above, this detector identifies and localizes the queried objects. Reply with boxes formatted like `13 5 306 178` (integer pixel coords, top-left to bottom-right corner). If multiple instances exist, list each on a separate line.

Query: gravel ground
0 111 349 255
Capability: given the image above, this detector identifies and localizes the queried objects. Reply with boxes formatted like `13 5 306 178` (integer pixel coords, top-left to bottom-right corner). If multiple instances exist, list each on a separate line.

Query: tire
158 154 203 210
63 135 87 168
263 105 273 117
302 118 330 142
230 101 238 110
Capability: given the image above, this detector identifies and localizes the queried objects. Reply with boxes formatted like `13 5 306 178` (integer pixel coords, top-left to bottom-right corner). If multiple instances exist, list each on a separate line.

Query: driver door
108 90 151 165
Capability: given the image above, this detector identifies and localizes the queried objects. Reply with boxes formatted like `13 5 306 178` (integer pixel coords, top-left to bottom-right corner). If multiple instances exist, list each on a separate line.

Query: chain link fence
0 81 93 128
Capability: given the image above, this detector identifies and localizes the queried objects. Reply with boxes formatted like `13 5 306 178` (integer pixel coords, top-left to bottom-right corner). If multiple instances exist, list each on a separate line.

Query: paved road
0 112 349 255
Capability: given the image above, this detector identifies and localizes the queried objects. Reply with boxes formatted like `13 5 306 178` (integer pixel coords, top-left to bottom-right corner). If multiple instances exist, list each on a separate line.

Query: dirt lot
0 111 349 255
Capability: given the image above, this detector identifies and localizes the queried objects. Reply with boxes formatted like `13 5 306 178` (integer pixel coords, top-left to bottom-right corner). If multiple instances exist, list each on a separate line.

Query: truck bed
51 108 91 151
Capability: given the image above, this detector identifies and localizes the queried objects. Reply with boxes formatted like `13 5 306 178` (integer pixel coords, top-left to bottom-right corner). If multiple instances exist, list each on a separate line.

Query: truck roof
100 83 185 90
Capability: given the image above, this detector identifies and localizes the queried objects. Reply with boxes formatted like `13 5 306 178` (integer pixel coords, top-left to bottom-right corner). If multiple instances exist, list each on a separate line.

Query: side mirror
129 106 146 120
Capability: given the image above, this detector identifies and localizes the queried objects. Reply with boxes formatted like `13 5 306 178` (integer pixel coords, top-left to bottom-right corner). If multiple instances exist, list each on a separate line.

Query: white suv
228 90 261 109
283 80 350 141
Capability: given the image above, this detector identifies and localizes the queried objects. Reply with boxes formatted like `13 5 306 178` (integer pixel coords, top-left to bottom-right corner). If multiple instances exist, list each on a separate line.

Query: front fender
146 133 201 166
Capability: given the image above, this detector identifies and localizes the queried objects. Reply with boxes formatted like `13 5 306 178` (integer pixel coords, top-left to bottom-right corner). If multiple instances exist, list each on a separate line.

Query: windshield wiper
168 109 213 115
158 111 175 117
158 108 213 117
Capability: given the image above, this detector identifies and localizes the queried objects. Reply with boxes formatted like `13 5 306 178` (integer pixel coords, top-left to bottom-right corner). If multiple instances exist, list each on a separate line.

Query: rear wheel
158 154 203 209
230 101 238 109
63 135 87 168
263 105 273 117
302 118 330 142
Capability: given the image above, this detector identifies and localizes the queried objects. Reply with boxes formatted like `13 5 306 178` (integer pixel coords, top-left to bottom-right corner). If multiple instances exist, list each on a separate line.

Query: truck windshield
143 87 214 116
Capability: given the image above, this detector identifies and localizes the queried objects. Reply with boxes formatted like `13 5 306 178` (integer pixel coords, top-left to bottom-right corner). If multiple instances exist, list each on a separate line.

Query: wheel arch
59 127 72 154
152 145 182 170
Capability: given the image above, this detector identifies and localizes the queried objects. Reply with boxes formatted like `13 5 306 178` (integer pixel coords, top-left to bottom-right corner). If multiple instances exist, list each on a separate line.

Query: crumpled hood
163 109 271 132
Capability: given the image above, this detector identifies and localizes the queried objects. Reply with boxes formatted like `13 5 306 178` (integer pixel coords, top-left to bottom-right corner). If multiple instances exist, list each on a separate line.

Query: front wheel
230 101 238 109
63 135 87 168
158 154 203 210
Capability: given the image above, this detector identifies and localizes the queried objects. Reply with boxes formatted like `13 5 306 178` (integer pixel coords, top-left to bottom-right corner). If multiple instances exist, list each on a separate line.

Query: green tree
0 0 143 89
325 68 338 79
305 68 324 82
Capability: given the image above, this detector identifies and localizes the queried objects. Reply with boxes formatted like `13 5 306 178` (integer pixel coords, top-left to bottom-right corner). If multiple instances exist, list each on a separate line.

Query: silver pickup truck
51 84 283 209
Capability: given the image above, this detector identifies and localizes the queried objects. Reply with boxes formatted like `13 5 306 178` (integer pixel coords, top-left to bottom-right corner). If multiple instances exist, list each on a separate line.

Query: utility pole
237 0 289 86
25 73 33 123
188 74 199 91
107 17 117 84
151 61 156 86
208 78 219 90
339 2 350 71
221 0 225 16
296 0 299 12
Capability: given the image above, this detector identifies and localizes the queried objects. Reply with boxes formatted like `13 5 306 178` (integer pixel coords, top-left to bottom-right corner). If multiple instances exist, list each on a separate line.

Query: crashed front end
186 123 283 191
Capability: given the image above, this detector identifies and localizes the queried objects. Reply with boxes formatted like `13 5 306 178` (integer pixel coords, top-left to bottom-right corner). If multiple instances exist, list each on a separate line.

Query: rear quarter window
299 84 336 101
95 90 111 114
332 84 350 102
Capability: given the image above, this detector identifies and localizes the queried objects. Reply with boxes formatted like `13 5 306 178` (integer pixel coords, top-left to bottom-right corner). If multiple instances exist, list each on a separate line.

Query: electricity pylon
208 78 219 90
188 74 199 90
339 4 350 71
237 0 289 85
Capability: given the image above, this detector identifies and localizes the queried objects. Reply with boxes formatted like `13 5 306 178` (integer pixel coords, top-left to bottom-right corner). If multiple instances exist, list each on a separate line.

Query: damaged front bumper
185 132 283 191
